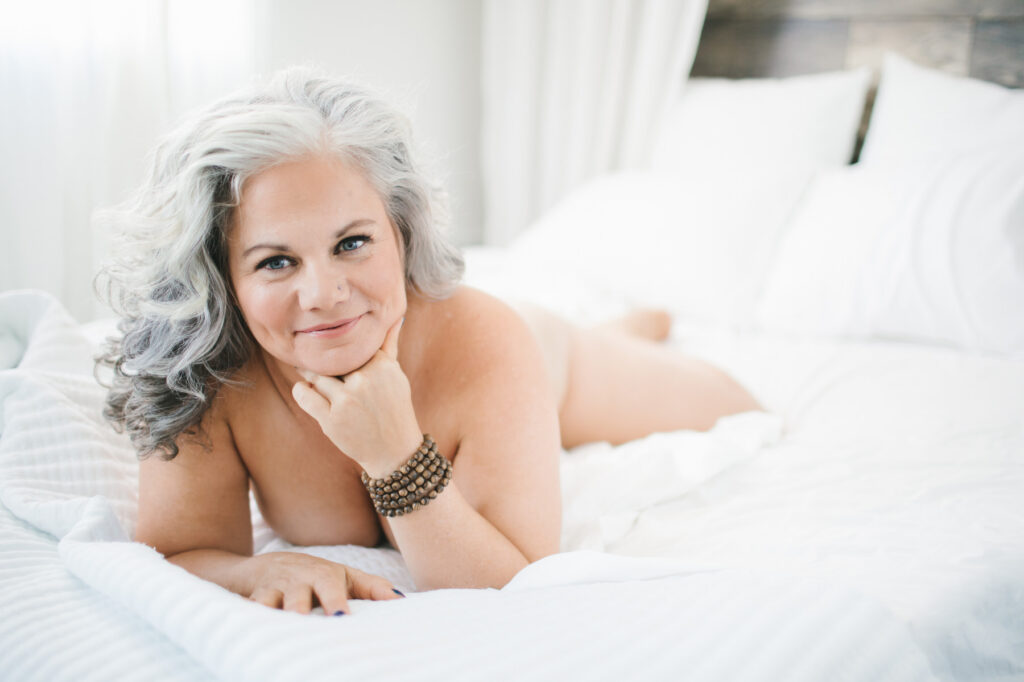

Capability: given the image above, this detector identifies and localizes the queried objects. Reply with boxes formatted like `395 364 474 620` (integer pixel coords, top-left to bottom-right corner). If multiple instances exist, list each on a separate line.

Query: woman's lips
296 315 363 337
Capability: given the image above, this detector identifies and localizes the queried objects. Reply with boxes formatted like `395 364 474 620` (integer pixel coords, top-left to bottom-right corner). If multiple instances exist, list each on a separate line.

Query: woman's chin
304 351 376 378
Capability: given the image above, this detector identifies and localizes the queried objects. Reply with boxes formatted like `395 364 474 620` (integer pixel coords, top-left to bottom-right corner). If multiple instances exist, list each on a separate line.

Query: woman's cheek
240 282 288 342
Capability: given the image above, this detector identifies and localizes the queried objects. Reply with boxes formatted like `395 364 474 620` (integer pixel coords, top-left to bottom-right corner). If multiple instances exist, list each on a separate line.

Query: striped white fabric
5 288 1016 682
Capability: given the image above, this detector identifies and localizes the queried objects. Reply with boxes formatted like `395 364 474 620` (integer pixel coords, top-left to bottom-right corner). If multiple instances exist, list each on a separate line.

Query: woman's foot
596 309 672 342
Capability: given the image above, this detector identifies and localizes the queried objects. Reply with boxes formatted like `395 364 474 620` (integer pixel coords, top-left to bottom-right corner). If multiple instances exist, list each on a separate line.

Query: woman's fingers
291 380 331 420
282 585 314 614
313 577 353 616
246 557 403 616
380 316 404 360
344 565 406 602
296 369 345 397
249 587 284 609
315 569 404 617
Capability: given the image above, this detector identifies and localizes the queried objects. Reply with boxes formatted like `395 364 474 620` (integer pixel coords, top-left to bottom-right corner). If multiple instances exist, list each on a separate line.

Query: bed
3 5 1024 682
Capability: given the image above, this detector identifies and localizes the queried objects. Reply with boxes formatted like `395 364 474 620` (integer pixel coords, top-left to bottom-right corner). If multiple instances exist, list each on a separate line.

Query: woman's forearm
165 487 534 595
386 481 530 591
165 548 257 596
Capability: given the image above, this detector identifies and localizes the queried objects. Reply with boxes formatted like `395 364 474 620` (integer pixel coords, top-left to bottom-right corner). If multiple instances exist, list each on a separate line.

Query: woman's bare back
515 302 761 449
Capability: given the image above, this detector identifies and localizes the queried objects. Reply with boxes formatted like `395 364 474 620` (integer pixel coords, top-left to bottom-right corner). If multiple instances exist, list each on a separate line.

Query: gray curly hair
96 67 464 460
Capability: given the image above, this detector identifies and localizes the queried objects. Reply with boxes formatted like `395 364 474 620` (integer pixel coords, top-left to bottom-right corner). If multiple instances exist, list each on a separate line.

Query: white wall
0 0 483 323
255 0 484 246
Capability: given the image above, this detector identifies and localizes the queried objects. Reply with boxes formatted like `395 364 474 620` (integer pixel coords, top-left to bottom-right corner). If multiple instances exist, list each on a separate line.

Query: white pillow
756 150 1024 357
494 165 814 328
859 53 1024 164
483 71 872 328
652 68 872 171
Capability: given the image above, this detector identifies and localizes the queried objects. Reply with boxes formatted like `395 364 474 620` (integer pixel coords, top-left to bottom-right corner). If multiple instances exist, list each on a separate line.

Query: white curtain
0 0 255 322
480 0 708 246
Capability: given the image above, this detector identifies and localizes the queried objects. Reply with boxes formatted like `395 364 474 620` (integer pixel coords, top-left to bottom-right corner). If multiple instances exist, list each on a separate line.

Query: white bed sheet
1 289 1021 681
643 324 1024 678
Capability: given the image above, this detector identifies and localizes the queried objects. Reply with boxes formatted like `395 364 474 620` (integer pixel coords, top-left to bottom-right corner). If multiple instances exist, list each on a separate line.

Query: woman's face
227 154 407 377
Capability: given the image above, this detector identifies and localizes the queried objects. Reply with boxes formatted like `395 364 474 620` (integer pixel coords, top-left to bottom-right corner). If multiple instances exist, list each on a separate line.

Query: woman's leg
518 307 762 450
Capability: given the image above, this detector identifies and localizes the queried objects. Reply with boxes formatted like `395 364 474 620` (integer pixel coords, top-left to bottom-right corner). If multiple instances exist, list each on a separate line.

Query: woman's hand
291 317 423 477
242 551 405 615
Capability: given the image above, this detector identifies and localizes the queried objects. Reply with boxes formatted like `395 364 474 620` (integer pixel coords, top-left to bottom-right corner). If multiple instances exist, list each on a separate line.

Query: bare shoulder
412 286 544 384
421 286 536 349
408 285 557 447
215 356 264 425
135 370 254 558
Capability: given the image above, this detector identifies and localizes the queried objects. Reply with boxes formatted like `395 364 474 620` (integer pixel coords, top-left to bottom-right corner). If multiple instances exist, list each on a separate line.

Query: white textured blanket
4 289 1019 681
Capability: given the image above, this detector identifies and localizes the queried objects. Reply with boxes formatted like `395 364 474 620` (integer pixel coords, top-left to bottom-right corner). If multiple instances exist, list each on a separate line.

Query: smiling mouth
297 315 363 335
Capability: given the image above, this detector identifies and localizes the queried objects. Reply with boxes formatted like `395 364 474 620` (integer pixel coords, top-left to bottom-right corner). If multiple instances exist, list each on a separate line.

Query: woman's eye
257 256 291 271
337 235 369 253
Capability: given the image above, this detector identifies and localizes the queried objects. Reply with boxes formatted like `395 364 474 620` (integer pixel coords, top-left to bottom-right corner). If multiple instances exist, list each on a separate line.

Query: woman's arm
294 293 563 590
378 479 536 590
135 403 254 559
385 300 563 589
136 400 404 613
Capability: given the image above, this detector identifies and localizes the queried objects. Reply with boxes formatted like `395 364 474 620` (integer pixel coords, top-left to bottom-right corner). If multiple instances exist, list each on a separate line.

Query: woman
99 68 760 616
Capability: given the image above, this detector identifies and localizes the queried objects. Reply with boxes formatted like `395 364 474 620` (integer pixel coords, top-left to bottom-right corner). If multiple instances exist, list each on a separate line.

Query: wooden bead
365 434 453 516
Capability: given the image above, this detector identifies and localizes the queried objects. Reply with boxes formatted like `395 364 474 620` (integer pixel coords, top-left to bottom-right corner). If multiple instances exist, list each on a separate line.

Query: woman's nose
297 264 349 310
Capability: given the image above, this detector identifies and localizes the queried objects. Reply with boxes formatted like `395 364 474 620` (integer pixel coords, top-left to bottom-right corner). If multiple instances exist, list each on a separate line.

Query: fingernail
393 589 405 597
333 610 347 616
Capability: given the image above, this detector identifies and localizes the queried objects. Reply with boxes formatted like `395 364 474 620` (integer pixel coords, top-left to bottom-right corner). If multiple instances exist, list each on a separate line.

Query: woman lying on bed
99 68 760 615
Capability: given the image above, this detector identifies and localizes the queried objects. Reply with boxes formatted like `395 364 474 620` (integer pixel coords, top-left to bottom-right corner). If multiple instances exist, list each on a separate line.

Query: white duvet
1 289 1022 681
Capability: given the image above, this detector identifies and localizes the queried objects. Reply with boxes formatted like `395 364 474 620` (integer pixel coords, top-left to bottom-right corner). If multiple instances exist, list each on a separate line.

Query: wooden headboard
690 0 1024 159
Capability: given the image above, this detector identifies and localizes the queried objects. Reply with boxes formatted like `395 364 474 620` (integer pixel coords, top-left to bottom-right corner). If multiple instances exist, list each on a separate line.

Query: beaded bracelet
361 435 453 517
364 438 452 517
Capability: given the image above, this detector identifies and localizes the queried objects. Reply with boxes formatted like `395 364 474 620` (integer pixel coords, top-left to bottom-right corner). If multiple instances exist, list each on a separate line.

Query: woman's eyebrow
241 218 376 258
242 241 290 258
333 218 376 238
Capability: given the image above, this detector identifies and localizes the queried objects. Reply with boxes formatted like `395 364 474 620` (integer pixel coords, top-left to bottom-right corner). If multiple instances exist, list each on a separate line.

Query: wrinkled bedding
2 289 1021 681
